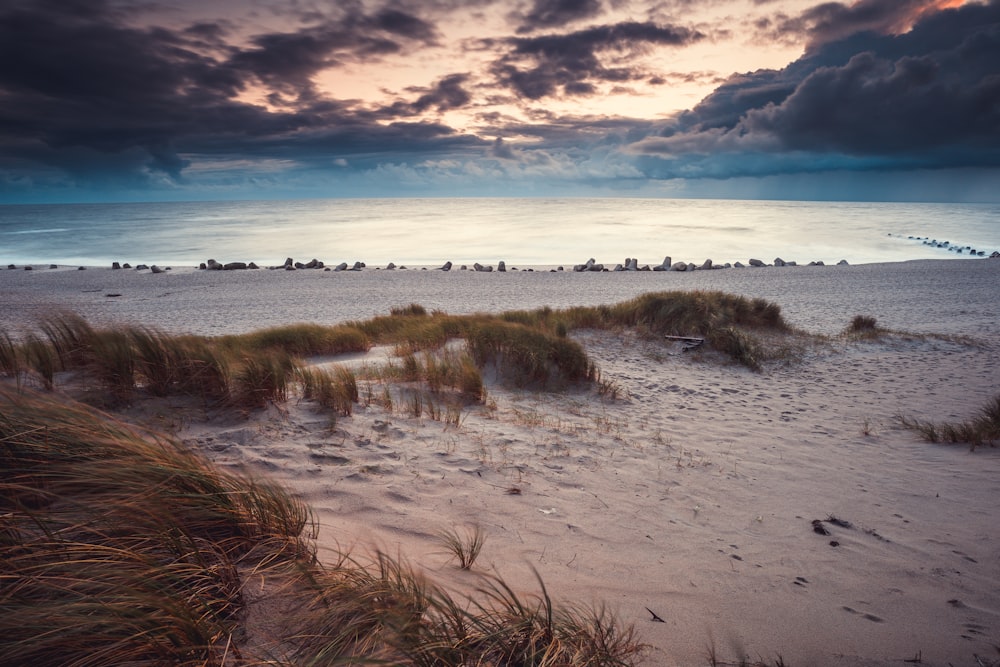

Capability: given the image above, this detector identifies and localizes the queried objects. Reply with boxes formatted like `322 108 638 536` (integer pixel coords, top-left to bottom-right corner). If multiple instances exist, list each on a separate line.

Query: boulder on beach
78 266 86 271
774 258 786 267
653 256 672 271
122 263 131 269
573 258 596 272
224 262 248 270
734 261 745 268
135 264 149 271
6 264 14 270
24 266 32 271
990 251 1000 258
748 258 765 267
474 263 493 272
838 259 849 265
112 262 121 270
438 261 452 271
349 261 364 271
150 265 164 274
498 261 506 272
248 262 259 269
700 259 713 270
669 262 687 272
334 262 348 271
386 262 396 270
206 259 223 271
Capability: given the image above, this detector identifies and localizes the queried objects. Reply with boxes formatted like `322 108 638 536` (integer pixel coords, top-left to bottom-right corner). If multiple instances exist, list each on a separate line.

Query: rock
349 261 364 271
199 263 207 270
626 258 639 271
6 264 14 269
991 251 1000 258
438 261 452 271
786 261 797 266
700 259 713 270
652 256 672 271
687 263 696 271
386 262 396 270
24 266 32 271
122 263 131 269
837 259 849 265
285 264 296 271
224 262 248 270
248 262 259 269
78 266 86 271
774 257 786 267
334 262 348 271
206 259 223 270
283 257 294 269
498 261 506 272
135 264 149 270
294 262 305 269
303 258 320 269
734 261 744 268
574 258 597 272
474 263 493 272
669 262 687 271
150 265 164 274
49 264 58 269
112 262 121 270
748 258 765 267
460 265 468 270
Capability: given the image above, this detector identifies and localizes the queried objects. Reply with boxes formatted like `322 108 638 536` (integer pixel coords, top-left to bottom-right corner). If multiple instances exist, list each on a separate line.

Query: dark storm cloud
762 0 963 51
515 0 606 34
630 0 1000 178
491 21 705 99
0 0 466 188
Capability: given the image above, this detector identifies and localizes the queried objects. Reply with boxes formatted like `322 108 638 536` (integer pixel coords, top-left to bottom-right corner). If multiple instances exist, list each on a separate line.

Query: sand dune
3 258 999 665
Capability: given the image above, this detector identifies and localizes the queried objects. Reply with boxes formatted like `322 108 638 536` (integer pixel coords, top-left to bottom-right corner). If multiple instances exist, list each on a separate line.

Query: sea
1 198 998 268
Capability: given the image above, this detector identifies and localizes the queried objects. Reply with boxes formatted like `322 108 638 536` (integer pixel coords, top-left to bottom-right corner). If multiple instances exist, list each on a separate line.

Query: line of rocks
572 256 849 272
8 250 999 275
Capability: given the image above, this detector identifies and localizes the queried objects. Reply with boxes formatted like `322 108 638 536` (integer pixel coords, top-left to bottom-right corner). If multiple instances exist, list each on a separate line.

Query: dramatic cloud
629 0 1000 178
761 0 969 50
492 21 706 99
515 0 606 33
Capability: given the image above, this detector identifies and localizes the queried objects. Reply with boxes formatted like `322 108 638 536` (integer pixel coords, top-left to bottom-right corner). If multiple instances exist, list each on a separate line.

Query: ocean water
1 198 998 268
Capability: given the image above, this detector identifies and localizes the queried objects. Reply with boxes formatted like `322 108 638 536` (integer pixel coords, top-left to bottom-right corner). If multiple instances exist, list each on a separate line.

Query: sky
0 0 998 204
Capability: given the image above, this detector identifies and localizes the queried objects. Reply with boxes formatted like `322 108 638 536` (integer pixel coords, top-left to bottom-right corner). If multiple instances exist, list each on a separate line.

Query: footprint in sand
842 606 884 623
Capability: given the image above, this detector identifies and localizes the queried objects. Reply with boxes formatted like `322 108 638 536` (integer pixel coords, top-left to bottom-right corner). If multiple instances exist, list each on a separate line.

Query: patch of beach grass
0 388 315 666
438 524 486 570
899 393 1000 449
222 322 370 357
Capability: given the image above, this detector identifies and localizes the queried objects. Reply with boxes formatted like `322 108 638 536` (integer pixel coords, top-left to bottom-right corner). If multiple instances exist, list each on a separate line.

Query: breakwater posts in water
887 233 997 257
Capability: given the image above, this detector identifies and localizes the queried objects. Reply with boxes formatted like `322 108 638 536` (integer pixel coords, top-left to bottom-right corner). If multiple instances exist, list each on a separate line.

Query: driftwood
664 335 704 350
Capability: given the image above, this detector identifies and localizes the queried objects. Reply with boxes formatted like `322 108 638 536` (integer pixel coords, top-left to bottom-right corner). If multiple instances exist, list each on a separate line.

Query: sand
2 258 999 665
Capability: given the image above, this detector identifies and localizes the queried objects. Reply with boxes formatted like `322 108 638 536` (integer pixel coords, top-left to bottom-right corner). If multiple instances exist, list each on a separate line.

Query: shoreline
2 257 998 339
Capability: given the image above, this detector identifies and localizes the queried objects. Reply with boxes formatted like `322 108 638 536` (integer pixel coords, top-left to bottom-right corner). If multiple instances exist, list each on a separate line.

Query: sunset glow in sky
1 0 998 202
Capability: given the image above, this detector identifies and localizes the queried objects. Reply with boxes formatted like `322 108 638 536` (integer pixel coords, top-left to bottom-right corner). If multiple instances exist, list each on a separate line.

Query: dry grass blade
438 525 486 570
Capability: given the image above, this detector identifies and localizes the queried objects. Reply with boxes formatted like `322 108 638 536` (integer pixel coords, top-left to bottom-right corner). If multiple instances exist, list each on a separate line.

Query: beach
2 258 999 665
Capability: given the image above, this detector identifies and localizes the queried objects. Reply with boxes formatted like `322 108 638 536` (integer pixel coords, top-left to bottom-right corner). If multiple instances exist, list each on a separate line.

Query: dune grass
0 387 644 666
0 388 315 666
899 393 1000 450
